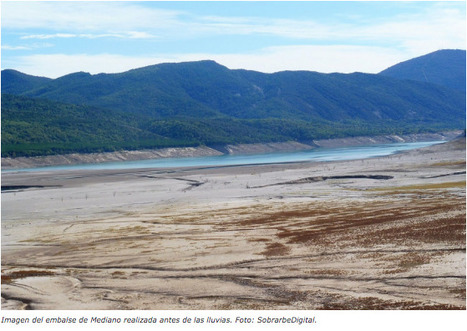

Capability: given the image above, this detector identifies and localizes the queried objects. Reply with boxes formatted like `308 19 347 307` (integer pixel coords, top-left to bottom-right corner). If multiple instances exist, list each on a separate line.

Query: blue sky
1 1 465 78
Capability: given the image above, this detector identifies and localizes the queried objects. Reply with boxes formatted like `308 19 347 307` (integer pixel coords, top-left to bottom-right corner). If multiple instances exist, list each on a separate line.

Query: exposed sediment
1 137 465 310
1 146 223 170
312 131 461 148
1 130 462 169
250 174 394 188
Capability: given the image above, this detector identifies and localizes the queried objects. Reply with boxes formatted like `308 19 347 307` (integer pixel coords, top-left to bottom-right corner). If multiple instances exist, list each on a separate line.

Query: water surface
5 140 444 173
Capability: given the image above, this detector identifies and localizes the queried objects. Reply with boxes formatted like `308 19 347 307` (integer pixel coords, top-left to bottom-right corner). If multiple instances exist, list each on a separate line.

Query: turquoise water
5 141 444 173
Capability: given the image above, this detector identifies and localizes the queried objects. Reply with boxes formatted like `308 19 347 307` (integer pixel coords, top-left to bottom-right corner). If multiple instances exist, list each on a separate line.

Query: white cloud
196 15 346 40
2 45 32 51
9 53 161 78
1 42 54 51
207 45 410 74
177 3 466 53
126 31 158 39
20 32 157 40
3 1 464 50
353 3 466 55
21 33 77 40
2 2 464 75
1 1 183 32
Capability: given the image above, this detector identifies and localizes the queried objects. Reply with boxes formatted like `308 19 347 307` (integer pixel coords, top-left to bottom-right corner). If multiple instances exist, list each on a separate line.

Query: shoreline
1 130 462 170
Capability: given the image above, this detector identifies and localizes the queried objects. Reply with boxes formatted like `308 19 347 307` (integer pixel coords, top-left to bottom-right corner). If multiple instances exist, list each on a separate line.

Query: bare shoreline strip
1 131 461 170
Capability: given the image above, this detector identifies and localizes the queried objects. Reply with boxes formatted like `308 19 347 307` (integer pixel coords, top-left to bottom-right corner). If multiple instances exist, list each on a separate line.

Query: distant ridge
1 69 52 94
379 49 466 92
1 50 466 157
3 58 464 122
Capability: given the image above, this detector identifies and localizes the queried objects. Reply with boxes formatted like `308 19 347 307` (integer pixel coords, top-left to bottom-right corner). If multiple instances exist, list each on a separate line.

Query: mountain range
1 49 465 157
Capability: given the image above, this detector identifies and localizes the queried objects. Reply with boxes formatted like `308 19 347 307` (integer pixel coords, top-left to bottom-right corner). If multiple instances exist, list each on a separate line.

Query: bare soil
1 138 465 310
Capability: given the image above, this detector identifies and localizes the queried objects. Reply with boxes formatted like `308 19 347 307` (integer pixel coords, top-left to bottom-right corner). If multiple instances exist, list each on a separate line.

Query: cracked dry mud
1 139 465 310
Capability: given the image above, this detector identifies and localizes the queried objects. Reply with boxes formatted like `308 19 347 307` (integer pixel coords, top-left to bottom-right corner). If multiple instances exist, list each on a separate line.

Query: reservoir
4 140 444 173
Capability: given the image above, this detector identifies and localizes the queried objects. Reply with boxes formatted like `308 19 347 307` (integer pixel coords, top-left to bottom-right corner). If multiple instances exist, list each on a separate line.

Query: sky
1 0 466 78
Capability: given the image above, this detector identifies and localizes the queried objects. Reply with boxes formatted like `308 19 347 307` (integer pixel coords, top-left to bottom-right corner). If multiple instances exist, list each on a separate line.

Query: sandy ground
1 139 465 310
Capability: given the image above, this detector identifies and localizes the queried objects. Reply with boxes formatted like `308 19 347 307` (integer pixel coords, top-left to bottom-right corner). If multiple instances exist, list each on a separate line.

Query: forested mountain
3 59 465 122
379 49 466 92
2 50 465 157
1 69 52 95
3 93 418 157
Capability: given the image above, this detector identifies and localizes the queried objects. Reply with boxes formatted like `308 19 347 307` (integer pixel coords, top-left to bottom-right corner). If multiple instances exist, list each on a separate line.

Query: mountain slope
5 93 412 157
1 52 466 157
1 94 175 156
379 49 466 92
3 59 465 123
1 69 52 95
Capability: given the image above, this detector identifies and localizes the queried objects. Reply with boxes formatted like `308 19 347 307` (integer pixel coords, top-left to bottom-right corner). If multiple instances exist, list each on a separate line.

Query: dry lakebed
1 138 465 310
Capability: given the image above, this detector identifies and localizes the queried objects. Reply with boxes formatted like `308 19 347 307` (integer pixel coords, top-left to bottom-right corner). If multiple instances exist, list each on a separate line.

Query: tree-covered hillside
1 50 465 157
4 59 465 123
379 49 466 92
2 92 462 157
1 94 170 156
1 69 52 95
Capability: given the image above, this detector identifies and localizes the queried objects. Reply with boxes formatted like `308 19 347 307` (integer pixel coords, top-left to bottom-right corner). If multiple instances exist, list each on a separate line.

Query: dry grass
370 181 466 193
270 196 465 246
365 214 466 245
261 242 291 257
429 160 466 167
383 252 432 274
322 296 464 310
